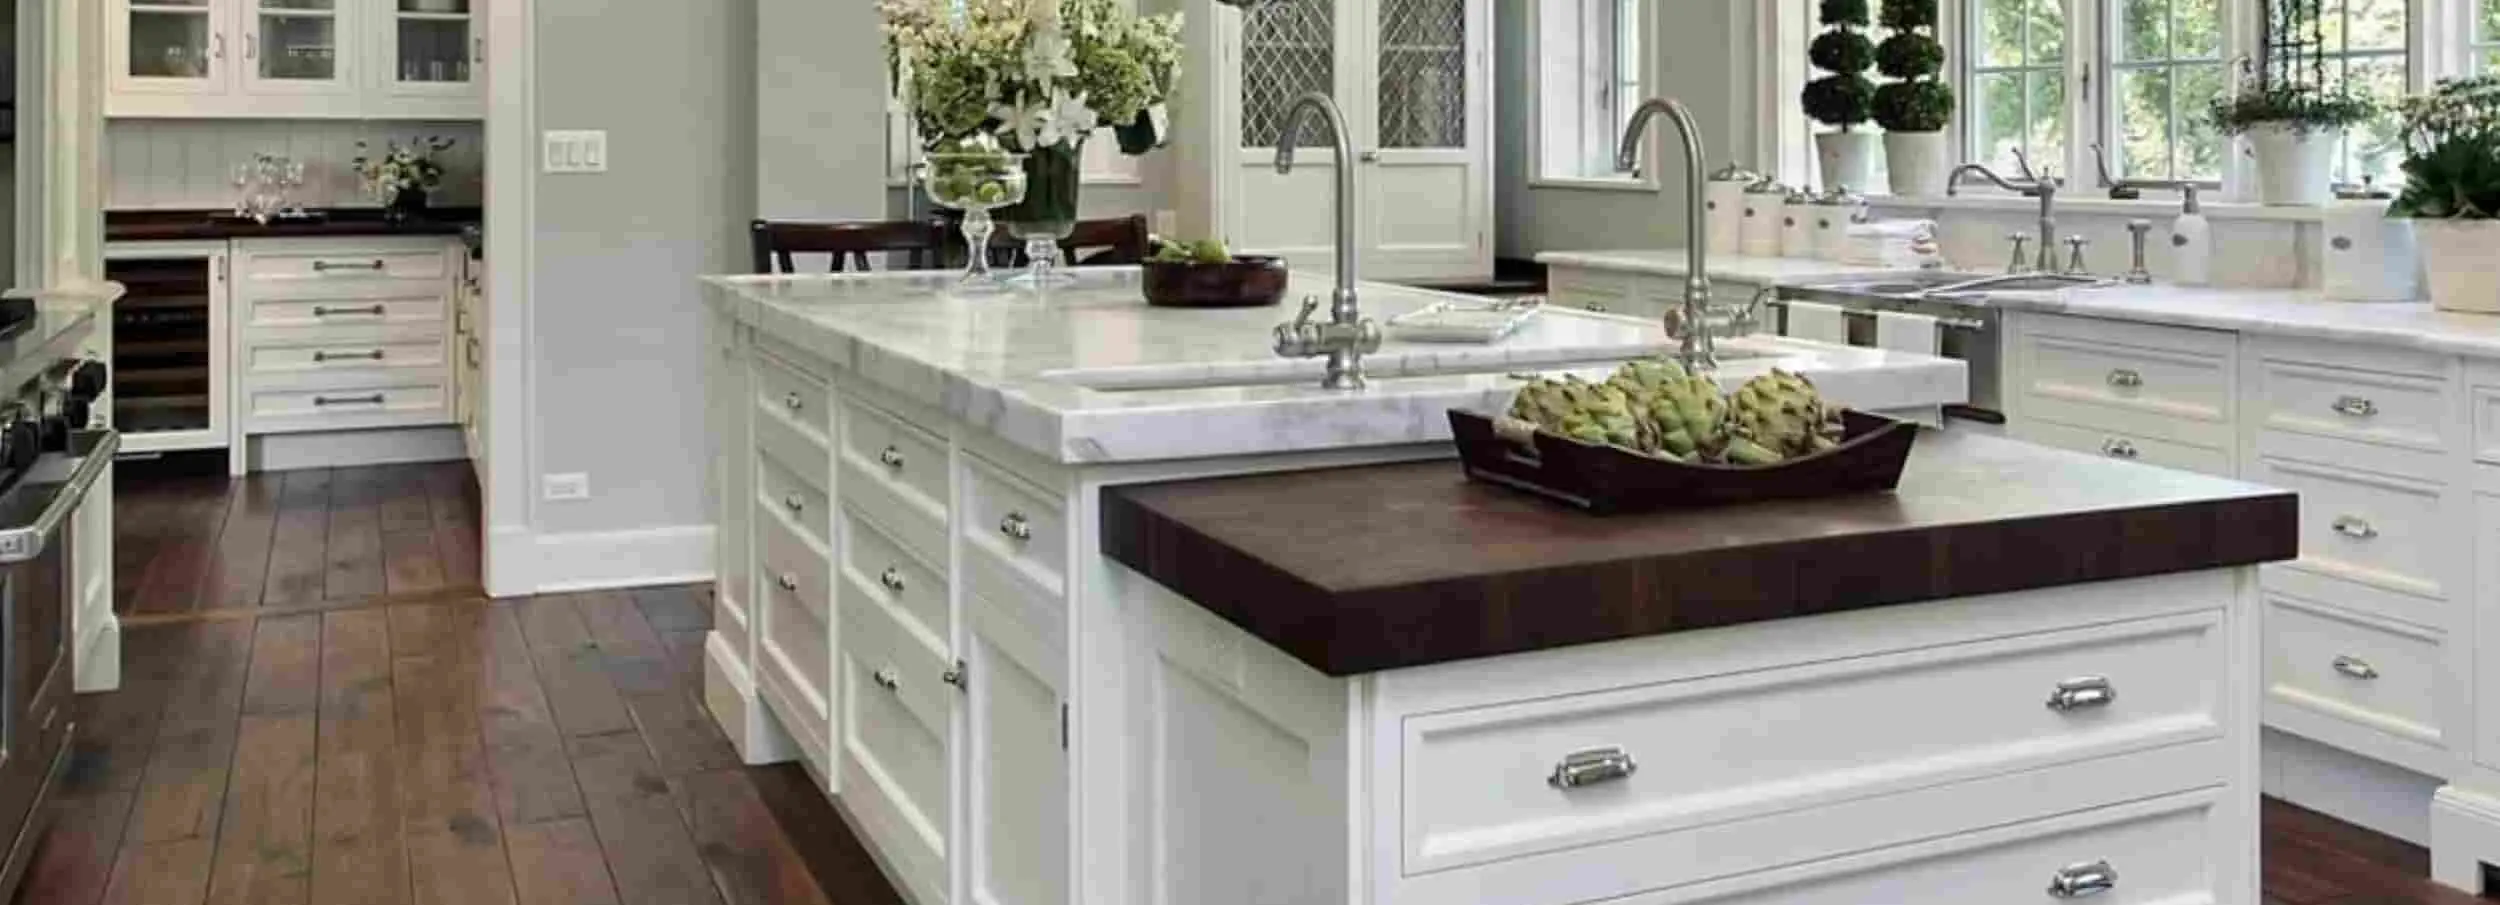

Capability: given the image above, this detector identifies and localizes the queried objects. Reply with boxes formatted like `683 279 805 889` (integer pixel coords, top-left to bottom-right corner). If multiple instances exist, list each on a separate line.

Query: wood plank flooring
20 459 2499 905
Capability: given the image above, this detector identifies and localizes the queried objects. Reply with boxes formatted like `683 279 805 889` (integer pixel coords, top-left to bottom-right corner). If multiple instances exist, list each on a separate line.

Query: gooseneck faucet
1948 150 2060 274
1271 92 1381 391
1615 97 1718 372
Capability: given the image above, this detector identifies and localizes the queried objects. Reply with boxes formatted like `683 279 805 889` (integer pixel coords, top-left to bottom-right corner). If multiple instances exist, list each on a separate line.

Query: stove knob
0 406 40 472
64 358 108 401
55 359 107 436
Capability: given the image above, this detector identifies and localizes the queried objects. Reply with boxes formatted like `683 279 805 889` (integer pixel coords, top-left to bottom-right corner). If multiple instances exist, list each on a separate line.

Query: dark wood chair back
749 219 946 274
1060 215 1153 266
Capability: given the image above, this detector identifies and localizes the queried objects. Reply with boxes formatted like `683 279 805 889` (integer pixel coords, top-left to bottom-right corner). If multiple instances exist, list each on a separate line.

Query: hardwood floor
21 459 2498 905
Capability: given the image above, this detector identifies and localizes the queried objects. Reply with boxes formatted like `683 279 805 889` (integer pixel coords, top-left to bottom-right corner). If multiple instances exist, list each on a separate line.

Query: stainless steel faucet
1948 150 2059 274
1616 97 1719 372
1270 92 1381 391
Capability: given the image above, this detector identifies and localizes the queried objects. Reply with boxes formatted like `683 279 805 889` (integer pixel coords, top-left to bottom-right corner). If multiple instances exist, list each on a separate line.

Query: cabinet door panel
115 0 231 95
963 585 1069 905
242 0 354 96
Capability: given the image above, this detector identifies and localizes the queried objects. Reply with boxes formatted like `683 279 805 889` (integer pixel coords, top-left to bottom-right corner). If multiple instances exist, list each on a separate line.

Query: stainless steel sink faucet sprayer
1271 92 1382 391
1615 97 1718 372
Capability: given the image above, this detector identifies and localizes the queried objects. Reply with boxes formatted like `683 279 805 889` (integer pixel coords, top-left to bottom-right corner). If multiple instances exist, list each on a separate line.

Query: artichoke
1725 368 1846 465
1504 376 1644 453
1608 358 1728 462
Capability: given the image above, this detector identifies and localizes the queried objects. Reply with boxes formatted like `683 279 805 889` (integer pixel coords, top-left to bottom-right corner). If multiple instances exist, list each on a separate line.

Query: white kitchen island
695 267 2292 905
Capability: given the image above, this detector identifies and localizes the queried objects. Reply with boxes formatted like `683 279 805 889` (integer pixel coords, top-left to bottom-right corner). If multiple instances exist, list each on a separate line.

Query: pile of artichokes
1500 360 1846 467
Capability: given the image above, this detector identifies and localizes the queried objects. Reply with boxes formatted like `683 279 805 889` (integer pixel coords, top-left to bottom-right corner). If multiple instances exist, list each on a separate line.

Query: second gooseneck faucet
1615 97 1719 372
1948 150 2061 274
1271 92 1382 390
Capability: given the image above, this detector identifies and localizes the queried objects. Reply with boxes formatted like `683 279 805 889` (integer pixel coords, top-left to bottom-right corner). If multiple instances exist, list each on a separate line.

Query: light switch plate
542 130 609 174
543 472 591 501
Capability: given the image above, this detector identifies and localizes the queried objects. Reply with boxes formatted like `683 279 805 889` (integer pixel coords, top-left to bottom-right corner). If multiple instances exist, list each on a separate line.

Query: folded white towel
1842 219 1943 268
1783 300 1850 345
1875 310 1940 355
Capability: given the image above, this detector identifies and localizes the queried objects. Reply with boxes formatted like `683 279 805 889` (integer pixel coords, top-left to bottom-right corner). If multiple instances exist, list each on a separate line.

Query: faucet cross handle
2006 232 2034 274
2064 235 2092 275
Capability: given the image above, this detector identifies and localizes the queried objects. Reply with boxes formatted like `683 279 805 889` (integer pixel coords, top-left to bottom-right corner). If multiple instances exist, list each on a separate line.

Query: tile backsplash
106 119 485 212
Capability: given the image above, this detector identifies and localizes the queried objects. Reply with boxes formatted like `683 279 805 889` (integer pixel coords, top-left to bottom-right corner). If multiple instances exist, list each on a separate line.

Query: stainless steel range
0 357 111 898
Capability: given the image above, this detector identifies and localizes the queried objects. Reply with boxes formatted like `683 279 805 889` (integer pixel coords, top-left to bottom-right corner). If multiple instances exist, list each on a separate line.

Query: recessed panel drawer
752 350 831 444
838 584 952 903
756 512 834 726
1397 610 2226 877
756 448 832 551
2253 357 2450 455
247 295 446 330
244 336 447 376
240 247 451 283
961 453 1067 601
2010 417 2235 477
2014 315 2234 445
243 379 448 432
838 396 951 564
2249 455 2449 605
840 506 950 649
2263 594 2443 750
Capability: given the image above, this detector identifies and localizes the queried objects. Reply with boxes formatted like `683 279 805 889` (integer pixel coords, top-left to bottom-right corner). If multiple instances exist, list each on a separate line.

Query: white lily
1023 23 1077 82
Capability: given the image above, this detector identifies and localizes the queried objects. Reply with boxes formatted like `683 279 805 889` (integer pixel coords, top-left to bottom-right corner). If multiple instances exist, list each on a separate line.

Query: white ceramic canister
1779 187 1819 258
1811 187 1868 261
2320 201 2422 302
1704 164 1759 254
1739 180 1787 258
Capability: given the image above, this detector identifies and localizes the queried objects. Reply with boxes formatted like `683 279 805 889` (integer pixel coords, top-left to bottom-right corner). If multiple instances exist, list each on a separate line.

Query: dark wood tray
1448 409 1919 514
1141 257 1288 308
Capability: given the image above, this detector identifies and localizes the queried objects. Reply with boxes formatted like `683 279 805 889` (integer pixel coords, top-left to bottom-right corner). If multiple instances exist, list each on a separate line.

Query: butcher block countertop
1101 427 2297 676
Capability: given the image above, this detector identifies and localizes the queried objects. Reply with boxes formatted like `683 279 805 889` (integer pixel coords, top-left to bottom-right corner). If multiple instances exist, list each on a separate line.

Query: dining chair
749 219 947 274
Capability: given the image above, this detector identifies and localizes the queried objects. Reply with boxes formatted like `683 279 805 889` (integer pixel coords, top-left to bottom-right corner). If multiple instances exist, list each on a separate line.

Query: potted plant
2209 80 2377 205
881 0 1182 287
2389 75 2500 313
1872 0 1951 196
351 137 455 222
1802 0 1880 192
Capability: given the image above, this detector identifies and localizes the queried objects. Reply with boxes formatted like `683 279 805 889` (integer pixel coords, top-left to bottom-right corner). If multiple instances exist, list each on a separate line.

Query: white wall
103 119 484 211
756 0 885 222
1495 0 1759 260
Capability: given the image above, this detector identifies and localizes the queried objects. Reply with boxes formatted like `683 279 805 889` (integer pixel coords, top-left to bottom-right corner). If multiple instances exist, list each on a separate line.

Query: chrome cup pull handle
2332 395 2379 417
782 391 804 413
2046 676 2117 712
999 512 1033 542
871 668 901 691
2331 515 2379 540
775 573 799 592
879 567 907 594
2100 438 2139 459
781 495 804 515
878 446 905 470
312 303 388 317
2048 860 2118 898
1547 746 1638 789
2106 369 2144 389
2333 655 2380 680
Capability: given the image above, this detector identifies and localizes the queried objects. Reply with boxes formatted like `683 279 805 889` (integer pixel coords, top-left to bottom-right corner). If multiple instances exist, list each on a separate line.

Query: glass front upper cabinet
120 0 227 91
385 0 477 94
245 0 349 92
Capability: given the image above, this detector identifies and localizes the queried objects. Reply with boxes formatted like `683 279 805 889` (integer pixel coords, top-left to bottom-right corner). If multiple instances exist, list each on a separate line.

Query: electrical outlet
543 473 591 501
542 130 609 174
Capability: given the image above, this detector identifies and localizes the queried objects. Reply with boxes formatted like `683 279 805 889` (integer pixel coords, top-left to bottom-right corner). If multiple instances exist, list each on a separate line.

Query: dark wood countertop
1102 428 2298 676
106 208 482 242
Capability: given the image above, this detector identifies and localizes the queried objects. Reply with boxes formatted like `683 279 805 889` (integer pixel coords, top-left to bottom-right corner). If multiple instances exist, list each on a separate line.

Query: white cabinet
1176 0 1492 281
230 236 458 438
451 249 485 466
108 0 480 119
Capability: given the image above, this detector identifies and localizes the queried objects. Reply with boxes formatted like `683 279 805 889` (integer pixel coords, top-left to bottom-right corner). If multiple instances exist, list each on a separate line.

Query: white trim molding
2433 784 2500 892
492 523 717 595
483 0 533 598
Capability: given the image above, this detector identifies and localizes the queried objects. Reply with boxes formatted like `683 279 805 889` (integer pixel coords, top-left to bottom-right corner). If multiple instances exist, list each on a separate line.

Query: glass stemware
923 151 1029 295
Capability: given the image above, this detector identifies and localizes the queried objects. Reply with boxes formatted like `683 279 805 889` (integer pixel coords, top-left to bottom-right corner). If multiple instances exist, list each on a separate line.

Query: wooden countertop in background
106 208 482 243
1102 428 2298 676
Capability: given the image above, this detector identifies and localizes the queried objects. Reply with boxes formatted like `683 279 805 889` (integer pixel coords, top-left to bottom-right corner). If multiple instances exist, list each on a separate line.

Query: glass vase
1005 143 1083 289
924 151 1028 295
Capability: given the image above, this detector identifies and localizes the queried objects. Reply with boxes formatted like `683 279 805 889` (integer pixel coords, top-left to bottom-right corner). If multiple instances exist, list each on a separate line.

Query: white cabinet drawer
239 246 451 283
838 582 952 905
1396 610 2226 878
243 378 448 433
2263 594 2444 753
1547 267 1632 314
2249 455 2450 607
246 295 446 330
1604 790 2225 905
756 512 835 736
2253 355 2451 458
2014 315 2235 446
243 336 446 377
838 396 951 565
840 505 950 649
752 350 831 444
2010 417 2235 477
2472 383 2500 465
961 453 1068 601
755 445 832 551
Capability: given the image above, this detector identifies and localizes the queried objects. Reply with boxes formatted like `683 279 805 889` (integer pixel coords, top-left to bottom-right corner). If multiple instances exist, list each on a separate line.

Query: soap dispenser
2171 184 2212 287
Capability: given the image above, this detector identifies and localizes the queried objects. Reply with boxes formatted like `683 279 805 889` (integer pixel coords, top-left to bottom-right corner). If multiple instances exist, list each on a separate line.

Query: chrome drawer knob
2332 395 2378 417
942 660 968 691
2046 676 2117 712
1584 302 1608 313
776 573 798 592
2331 515 2379 540
1548 746 1638 789
2333 655 2380 680
879 567 907 593
871 668 901 691
2100 438 2140 460
2048 860 2118 898
2106 369 2144 389
878 446 905 470
783 392 804 412
999 512 1033 542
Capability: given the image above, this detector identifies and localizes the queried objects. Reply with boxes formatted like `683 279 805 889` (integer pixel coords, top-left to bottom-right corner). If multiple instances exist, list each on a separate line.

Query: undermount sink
1788 271 2116 304
1043 347 1775 393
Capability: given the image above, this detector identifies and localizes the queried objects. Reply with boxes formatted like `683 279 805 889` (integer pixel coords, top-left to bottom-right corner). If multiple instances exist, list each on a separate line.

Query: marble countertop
703 268 1968 465
1535 249 1870 286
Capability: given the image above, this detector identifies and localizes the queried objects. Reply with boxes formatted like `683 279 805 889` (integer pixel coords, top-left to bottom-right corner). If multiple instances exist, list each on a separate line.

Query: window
1966 0 2069 178
2309 0 2411 186
1533 0 1647 183
2476 0 2498 73
2107 0 2228 181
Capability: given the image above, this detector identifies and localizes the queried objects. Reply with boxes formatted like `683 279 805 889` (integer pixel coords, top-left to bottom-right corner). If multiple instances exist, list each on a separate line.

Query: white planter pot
2246 124 2341 206
2415 218 2500 314
2320 203 2420 302
1883 131 1951 198
1816 132 1881 195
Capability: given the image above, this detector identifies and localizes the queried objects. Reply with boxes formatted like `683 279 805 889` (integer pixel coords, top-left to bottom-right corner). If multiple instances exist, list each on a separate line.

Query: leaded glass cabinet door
1231 0 1353 270
112 0 231 96
1364 0 1488 279
241 0 354 96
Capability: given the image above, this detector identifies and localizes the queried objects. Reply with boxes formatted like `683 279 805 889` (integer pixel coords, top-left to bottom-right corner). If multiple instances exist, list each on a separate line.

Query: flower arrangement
351 137 455 208
2389 76 2500 221
878 0 1183 157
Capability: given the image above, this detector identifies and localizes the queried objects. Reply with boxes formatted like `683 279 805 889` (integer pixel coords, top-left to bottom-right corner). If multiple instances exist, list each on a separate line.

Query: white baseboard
2434 785 2500 892
2263 727 2439 845
706 630 802 766
488 522 715 595
74 609 120 693
248 426 467 472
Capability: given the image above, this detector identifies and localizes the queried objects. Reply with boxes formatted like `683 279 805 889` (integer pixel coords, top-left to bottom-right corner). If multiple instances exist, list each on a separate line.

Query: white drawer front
2264 595 2442 749
244 337 446 377
241 247 451 283
839 396 951 564
756 511 834 722
962 453 1068 601
752 350 831 444
1398 611 2225 876
840 505 950 649
244 379 448 432
248 295 446 331
756 446 832 551
2250 456 2449 604
2474 385 2500 465
2016 316 2234 443
2254 358 2450 455
1548 267 1632 314
1604 790 2224 905
839 587 952 904
2010 417 2235 477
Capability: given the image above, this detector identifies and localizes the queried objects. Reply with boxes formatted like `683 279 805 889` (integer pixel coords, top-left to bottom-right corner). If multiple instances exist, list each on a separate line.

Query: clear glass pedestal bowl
924 151 1029 295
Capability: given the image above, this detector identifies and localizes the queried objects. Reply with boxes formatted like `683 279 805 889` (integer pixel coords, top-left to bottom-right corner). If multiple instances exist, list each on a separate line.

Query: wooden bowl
1141 257 1289 308
1447 409 1919 514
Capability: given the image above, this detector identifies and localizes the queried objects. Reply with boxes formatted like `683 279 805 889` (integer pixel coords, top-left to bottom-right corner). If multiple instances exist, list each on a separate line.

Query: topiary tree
1872 0 1953 132
1802 0 1877 132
